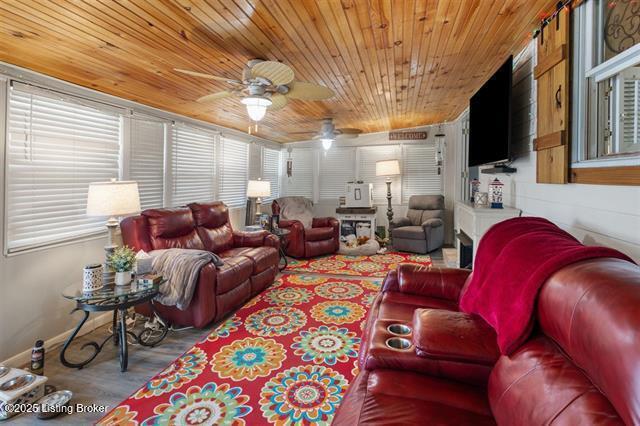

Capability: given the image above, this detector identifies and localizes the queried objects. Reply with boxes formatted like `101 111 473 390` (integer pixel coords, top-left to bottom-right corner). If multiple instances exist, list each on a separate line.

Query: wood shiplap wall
0 0 558 142
477 43 640 262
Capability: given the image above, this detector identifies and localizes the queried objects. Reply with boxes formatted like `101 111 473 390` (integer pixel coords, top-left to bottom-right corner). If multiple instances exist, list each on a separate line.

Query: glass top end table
60 278 168 372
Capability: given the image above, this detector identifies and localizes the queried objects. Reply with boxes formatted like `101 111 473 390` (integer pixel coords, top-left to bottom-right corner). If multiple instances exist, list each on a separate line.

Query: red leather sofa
333 258 640 425
121 202 279 328
272 198 340 258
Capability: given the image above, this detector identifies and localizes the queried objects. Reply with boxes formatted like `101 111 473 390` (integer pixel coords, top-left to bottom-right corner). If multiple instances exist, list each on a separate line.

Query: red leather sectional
121 201 279 328
333 258 640 425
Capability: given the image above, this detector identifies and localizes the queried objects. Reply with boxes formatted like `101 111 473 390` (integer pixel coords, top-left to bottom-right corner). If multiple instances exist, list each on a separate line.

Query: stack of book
137 274 163 285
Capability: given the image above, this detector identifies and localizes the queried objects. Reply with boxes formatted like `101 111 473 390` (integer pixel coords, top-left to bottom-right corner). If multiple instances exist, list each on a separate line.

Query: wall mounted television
468 56 513 168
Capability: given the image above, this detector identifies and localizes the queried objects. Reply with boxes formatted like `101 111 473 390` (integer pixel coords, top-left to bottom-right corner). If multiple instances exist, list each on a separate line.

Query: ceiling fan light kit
241 95 272 122
175 59 335 127
321 138 334 150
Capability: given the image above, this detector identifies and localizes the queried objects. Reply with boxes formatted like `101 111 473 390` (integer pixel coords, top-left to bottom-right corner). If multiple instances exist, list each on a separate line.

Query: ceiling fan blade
286 81 335 101
174 68 236 82
268 93 289 110
196 91 234 102
251 61 295 85
337 127 362 135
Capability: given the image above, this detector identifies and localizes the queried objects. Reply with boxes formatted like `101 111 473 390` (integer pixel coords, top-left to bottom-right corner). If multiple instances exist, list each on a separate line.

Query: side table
61 279 168 372
271 228 290 271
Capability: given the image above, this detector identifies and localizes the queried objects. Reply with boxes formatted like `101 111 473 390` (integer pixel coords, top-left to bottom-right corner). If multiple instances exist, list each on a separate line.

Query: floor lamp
376 160 401 233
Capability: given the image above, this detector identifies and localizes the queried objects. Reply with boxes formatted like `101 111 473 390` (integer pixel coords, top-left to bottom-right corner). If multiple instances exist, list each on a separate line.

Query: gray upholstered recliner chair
390 195 444 254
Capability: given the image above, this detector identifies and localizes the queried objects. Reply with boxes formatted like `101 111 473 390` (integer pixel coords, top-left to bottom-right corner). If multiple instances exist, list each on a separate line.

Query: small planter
115 271 132 286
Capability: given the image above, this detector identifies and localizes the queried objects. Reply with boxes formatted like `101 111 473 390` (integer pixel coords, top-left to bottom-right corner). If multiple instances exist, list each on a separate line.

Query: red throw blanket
460 217 634 354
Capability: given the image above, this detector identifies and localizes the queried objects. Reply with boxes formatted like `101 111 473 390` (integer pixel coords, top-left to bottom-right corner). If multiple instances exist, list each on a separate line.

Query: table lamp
86 179 141 279
376 159 400 223
245 179 271 226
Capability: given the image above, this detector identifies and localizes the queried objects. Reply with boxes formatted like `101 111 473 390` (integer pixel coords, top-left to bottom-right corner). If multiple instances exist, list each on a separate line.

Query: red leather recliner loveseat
121 201 279 328
333 257 640 425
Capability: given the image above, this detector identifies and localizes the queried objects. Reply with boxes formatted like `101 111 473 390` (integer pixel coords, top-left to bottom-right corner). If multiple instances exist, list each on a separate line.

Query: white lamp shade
247 180 271 197
86 180 141 217
376 159 401 176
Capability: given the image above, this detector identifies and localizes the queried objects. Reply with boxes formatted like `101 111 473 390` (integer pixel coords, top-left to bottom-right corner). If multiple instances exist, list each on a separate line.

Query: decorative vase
83 264 103 292
115 271 132 286
488 178 504 209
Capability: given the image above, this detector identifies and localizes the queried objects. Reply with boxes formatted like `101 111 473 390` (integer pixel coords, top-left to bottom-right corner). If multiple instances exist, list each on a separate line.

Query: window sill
4 232 107 257
570 165 640 186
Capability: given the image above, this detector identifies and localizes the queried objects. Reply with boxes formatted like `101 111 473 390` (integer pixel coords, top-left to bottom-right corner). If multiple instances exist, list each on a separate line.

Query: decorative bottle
30 340 45 375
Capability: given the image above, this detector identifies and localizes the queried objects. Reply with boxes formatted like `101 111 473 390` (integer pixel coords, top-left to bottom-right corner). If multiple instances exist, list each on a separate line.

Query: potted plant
108 246 136 286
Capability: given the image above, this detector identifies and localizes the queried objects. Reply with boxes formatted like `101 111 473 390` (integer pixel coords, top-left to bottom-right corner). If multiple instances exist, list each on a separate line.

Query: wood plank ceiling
0 0 557 142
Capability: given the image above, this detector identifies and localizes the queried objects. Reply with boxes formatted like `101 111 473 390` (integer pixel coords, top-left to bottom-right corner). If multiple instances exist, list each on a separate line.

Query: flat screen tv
468 56 513 167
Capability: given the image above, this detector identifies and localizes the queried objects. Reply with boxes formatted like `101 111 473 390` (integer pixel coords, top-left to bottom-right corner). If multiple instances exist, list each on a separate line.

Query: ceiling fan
290 118 363 150
175 59 335 122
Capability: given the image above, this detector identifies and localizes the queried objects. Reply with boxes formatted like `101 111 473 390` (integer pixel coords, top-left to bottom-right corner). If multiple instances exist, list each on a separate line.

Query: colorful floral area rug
286 251 432 277
98 274 382 426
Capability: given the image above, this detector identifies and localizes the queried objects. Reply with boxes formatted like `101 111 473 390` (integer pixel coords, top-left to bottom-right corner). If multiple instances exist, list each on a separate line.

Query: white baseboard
1 312 112 368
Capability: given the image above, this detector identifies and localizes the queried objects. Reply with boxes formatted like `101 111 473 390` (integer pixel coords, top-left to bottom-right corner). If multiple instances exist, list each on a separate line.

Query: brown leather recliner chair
121 201 279 328
272 197 339 258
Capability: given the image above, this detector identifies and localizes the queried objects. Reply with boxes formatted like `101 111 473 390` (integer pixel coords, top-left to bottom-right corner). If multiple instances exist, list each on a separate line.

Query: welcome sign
389 131 428 140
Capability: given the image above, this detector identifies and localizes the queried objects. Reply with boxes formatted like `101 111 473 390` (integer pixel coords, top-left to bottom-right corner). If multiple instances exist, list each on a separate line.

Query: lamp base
385 179 394 223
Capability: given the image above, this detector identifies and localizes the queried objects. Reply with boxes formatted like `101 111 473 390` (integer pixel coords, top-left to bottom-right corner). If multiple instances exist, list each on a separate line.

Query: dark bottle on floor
30 340 45 375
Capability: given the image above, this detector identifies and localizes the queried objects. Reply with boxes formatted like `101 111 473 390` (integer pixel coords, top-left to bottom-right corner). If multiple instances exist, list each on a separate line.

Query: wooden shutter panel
533 7 571 184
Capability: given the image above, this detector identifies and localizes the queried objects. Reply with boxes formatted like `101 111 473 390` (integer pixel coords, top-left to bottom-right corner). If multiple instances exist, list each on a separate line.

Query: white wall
457 42 640 262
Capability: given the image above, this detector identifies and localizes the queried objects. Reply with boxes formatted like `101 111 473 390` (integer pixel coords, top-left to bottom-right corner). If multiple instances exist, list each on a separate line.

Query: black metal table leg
60 309 112 369
118 308 129 372
278 246 288 271
112 310 118 346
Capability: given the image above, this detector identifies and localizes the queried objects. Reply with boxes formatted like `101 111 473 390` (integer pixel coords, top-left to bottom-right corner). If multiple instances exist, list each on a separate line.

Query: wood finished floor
8 251 445 425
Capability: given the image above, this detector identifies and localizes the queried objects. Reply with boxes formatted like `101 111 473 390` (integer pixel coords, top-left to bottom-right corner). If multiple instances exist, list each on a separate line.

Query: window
218 137 248 207
171 125 217 206
128 115 166 209
5 83 121 252
596 0 640 64
318 147 356 200
262 147 281 202
402 144 441 203
357 145 401 204
575 0 640 162
282 148 314 198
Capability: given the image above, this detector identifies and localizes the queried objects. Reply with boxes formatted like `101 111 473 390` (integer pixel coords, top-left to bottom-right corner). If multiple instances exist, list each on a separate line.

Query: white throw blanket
277 196 314 229
150 249 223 310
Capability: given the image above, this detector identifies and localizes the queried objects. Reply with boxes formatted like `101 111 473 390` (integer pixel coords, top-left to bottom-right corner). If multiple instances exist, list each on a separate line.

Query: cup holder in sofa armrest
361 319 493 386
385 337 412 351
412 309 500 366
387 324 412 336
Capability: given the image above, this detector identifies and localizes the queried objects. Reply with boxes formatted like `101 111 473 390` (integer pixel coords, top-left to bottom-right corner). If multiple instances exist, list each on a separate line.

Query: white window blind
171 125 216 206
319 147 356 200
357 145 401 204
402 144 441 203
620 68 640 153
129 116 166 210
262 147 281 202
219 137 248 207
6 83 121 252
283 148 314 198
